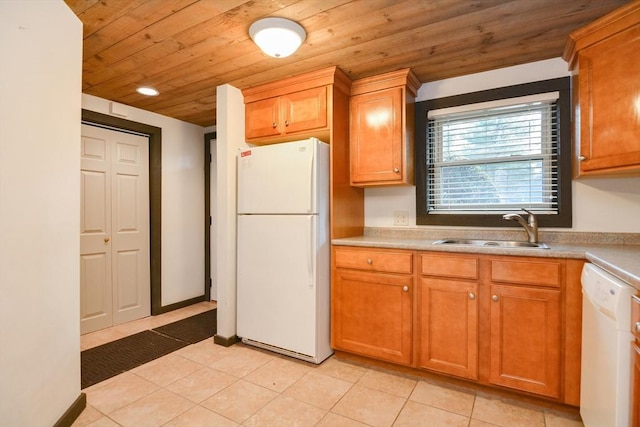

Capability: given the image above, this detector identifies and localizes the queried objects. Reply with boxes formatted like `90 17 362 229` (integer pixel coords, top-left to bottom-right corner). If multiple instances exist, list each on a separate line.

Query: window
415 78 571 227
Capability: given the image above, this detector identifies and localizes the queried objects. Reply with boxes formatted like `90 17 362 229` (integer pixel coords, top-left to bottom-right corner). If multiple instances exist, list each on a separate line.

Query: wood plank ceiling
65 0 631 127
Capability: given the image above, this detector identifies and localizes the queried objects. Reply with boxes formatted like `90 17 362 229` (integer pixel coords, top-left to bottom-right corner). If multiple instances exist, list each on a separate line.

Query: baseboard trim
53 392 86 427
214 334 240 347
153 295 206 315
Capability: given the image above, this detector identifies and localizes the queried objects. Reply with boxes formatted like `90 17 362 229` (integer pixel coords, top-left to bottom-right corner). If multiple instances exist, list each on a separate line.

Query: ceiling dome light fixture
249 17 306 58
136 86 159 96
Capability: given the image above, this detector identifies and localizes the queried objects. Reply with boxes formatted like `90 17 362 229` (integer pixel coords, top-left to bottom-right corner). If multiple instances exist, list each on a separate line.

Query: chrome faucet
503 208 539 243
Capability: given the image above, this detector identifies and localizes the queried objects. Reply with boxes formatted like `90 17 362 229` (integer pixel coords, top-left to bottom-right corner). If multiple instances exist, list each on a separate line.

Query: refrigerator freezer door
237 214 319 357
237 139 317 215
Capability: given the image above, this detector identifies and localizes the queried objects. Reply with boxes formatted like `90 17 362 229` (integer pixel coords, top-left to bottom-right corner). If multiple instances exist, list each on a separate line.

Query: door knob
393 167 400 173
469 292 476 300
492 295 499 302
104 237 110 243
402 286 409 292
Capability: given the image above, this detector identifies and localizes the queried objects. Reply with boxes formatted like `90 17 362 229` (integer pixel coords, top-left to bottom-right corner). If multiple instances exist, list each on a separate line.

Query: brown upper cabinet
563 2 640 177
241 66 365 239
349 69 421 186
245 86 328 142
243 67 350 146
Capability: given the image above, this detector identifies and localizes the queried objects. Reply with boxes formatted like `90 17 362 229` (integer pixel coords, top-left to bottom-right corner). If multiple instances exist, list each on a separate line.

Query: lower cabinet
417 253 479 380
486 257 563 398
418 277 479 379
332 245 581 405
332 247 413 365
488 284 561 398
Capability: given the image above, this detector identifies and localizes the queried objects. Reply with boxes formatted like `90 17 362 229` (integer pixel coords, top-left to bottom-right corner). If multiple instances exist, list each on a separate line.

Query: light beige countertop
332 228 640 290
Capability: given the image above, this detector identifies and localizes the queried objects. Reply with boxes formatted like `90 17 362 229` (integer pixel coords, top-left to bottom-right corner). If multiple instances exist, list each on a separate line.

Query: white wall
82 94 206 306
366 58 640 233
215 85 248 340
0 2 82 425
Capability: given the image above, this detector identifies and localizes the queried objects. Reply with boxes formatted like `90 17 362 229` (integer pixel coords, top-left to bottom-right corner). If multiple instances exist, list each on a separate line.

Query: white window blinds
426 93 559 214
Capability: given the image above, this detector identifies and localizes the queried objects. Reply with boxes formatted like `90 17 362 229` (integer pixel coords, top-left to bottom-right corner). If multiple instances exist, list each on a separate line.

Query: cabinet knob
104 237 110 243
285 120 289 127
469 292 476 300
578 155 587 161
366 258 373 265
272 122 277 128
393 167 400 173
635 322 640 335
402 286 409 292
492 295 499 302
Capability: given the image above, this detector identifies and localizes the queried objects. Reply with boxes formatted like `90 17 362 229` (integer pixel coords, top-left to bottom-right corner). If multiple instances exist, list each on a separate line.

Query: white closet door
80 124 150 334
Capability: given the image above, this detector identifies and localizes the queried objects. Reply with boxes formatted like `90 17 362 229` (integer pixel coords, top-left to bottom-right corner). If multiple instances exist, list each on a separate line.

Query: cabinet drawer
420 253 478 280
633 295 640 339
490 259 561 288
335 248 412 274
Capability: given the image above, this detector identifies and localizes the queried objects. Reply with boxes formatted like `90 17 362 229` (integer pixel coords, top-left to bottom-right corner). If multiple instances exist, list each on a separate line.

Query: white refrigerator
236 138 332 364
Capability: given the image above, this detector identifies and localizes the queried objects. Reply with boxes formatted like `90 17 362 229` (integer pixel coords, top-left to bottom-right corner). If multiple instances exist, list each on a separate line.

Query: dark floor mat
81 329 188 389
152 309 217 344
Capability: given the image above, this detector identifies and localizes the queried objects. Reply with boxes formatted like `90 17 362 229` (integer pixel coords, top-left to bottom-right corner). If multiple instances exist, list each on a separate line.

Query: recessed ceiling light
137 86 159 96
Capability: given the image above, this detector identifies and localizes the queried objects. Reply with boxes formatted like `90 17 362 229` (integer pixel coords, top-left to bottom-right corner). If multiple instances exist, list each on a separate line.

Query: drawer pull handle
393 167 400 173
366 259 373 265
402 286 409 292
285 120 289 126
469 292 476 300
492 295 499 302
272 122 277 128
635 322 640 335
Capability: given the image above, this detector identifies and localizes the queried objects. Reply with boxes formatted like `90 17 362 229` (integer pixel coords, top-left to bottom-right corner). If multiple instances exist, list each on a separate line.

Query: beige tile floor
74 301 584 427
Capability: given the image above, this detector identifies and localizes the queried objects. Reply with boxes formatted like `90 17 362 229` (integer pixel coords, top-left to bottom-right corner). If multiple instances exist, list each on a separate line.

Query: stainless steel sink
432 239 549 249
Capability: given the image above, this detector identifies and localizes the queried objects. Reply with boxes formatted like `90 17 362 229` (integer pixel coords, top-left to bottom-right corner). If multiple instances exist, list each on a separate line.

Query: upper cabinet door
564 2 640 176
577 25 640 174
244 79 330 145
350 87 403 185
283 86 328 135
245 97 281 140
349 68 419 187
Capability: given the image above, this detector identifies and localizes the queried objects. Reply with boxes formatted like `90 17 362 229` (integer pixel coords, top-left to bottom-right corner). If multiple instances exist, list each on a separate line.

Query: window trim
415 77 572 228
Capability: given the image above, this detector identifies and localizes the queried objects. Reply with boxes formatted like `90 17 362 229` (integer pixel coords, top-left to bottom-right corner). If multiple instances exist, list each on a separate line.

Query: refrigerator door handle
308 216 314 288
307 149 315 213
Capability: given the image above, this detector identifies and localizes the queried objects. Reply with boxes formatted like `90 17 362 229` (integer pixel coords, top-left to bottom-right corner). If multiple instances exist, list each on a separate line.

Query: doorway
81 110 166 316
80 124 150 334
205 132 216 301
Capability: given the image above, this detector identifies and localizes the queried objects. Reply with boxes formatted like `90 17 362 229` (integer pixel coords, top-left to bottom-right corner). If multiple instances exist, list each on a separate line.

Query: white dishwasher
581 263 635 427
